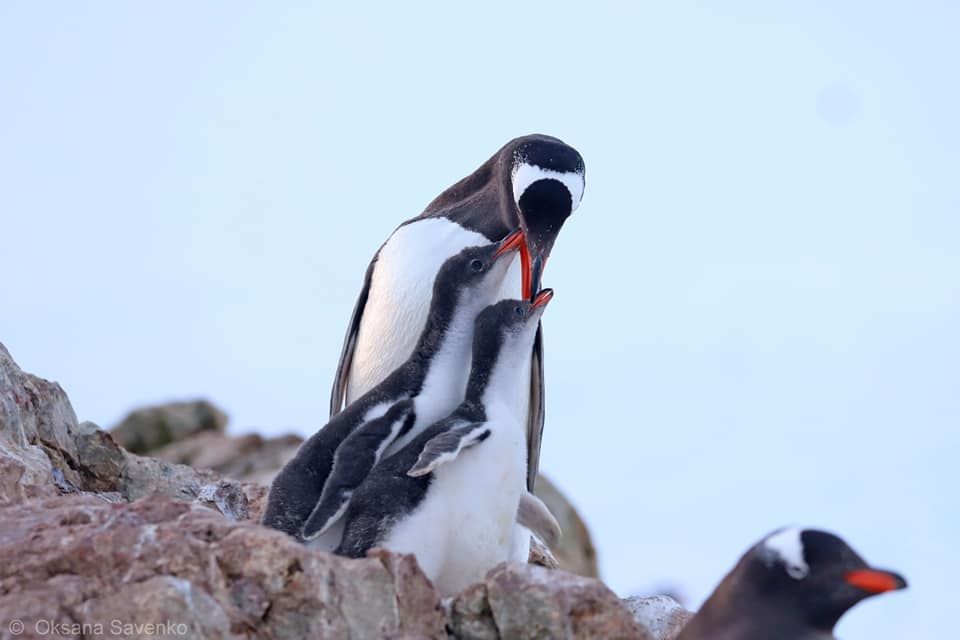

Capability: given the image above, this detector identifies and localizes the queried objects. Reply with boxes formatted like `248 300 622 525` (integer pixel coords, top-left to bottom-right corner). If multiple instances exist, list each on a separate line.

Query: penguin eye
469 259 484 272
514 306 524 317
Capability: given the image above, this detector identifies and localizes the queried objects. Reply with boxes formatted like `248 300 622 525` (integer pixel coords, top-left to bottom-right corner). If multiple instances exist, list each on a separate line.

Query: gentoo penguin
330 134 585 493
677 527 907 640
334 291 554 596
262 231 523 549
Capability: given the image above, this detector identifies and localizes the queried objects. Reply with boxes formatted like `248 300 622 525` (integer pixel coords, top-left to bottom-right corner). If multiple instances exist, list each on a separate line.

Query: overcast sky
2 2 956 636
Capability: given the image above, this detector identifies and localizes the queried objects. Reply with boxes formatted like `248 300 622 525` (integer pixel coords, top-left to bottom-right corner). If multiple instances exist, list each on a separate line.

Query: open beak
531 288 554 310
844 568 908 594
494 229 525 261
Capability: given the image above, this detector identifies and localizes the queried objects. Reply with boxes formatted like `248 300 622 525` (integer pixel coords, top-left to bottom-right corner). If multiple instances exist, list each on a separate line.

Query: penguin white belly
347 218 490 403
379 424 526 595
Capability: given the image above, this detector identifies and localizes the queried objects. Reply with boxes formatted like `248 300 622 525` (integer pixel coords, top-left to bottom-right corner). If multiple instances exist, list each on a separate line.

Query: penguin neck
466 331 532 422
413 291 476 395
686 571 825 640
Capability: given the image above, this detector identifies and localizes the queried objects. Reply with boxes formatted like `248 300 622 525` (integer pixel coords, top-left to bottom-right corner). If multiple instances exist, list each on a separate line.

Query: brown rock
465 563 654 640
73 420 125 492
0 438 56 505
529 535 561 569
152 430 303 486
0 494 448 640
110 399 228 454
0 342 83 489
622 595 693 640
449 582 499 640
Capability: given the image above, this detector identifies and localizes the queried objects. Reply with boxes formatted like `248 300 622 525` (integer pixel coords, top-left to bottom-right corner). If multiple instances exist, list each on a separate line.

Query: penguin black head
755 528 907 631
423 134 584 302
466 290 553 395
475 289 553 342
684 527 907 639
509 137 585 300
430 229 524 311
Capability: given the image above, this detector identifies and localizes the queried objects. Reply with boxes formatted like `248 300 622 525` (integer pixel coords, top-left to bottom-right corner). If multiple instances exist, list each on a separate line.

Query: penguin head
745 528 907 632
508 136 584 300
432 229 524 312
421 134 584 302
473 289 553 356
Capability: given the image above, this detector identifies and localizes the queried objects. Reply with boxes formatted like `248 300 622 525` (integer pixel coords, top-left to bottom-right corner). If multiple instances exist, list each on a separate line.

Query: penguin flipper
302 400 415 540
517 490 562 549
329 255 378 417
407 422 491 477
525 324 546 491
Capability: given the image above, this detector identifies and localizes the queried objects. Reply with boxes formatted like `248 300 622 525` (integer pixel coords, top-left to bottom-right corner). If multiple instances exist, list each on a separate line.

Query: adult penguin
330 134 585 492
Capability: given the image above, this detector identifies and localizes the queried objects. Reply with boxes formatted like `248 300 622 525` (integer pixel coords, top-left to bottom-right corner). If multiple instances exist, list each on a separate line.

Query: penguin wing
407 421 491 477
329 255 378 417
526 324 546 491
301 399 414 540
517 490 561 549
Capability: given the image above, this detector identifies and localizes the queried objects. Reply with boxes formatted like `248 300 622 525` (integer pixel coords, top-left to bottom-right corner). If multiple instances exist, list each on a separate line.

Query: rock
0 495 447 640
1 340 675 639
0 342 265 522
534 475 599 578
622 595 693 640
111 399 228 453
449 563 654 640
74 420 126 492
529 535 561 569
449 583 500 640
0 437 56 505
153 430 304 486
0 342 83 489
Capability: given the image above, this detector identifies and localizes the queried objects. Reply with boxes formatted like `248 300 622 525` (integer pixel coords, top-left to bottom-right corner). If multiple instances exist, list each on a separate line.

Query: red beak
531 288 554 309
494 229 525 261
844 569 907 594
519 242 533 300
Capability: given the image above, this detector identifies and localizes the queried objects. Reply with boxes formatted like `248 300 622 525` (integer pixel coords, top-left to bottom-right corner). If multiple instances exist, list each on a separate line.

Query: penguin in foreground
330 134 585 494
677 527 907 640
262 231 523 549
335 291 555 595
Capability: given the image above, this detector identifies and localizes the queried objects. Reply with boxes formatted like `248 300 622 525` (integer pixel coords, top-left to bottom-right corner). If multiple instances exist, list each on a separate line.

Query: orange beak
531 288 554 309
844 569 907 594
494 229 525 261
519 242 533 300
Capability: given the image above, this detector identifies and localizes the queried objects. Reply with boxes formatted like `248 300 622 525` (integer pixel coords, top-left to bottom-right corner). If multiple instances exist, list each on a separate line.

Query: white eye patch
764 528 810 579
511 162 585 212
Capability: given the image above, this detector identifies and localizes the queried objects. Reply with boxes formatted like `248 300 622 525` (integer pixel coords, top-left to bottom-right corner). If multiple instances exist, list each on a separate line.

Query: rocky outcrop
151 430 303 487
0 495 447 639
622 596 694 640
0 343 263 519
0 341 690 639
111 400 228 454
450 564 655 640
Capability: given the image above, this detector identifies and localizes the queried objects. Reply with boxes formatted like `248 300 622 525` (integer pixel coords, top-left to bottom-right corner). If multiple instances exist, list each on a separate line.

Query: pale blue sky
2 2 956 636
